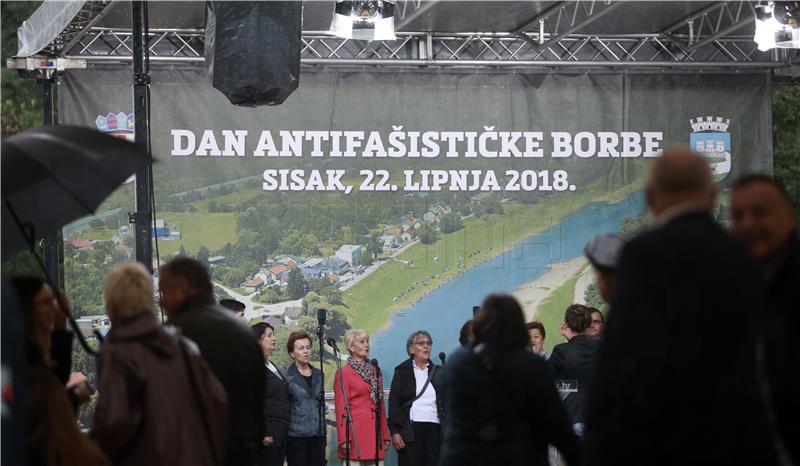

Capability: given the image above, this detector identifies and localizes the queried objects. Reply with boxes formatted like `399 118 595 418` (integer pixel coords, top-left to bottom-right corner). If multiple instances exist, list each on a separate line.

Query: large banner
60 68 772 384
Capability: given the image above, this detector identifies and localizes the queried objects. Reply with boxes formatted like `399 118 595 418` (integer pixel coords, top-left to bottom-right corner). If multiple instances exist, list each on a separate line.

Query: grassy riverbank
534 268 584 354
337 179 642 336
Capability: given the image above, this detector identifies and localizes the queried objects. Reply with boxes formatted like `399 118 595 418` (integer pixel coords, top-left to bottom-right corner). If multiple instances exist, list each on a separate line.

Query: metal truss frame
513 0 625 51
26 27 790 70
661 1 758 51
8 1 798 72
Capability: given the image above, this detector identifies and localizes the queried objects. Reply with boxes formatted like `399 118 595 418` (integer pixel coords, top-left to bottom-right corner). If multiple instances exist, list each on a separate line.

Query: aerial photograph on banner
59 69 771 385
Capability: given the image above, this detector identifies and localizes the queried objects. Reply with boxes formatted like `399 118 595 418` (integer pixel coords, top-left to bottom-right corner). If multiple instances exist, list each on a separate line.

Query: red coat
334 364 390 460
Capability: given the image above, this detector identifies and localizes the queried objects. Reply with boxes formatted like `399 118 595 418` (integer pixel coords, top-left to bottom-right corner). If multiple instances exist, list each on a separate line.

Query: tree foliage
1 1 43 138
357 253 374 267
197 246 210 265
298 300 351 341
287 267 307 300
364 233 383 260
439 212 464 233
417 223 437 245
618 209 651 238
583 283 608 312
773 85 800 222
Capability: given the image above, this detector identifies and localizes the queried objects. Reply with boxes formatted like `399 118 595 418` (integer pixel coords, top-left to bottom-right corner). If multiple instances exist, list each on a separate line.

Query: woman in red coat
334 329 390 465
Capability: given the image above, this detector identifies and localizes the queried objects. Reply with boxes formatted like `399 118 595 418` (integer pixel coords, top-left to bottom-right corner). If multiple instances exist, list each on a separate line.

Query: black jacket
388 358 445 442
762 233 800 464
583 211 776 466
168 297 265 466
547 334 600 424
262 364 290 445
440 345 579 466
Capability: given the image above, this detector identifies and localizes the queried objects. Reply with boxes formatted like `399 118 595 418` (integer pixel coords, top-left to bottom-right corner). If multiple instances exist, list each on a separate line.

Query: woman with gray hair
91 262 228 466
388 331 445 466
334 329 390 465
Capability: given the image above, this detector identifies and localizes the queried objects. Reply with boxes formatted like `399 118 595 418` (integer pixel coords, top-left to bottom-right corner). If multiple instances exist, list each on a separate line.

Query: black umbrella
2 125 150 257
2 125 151 356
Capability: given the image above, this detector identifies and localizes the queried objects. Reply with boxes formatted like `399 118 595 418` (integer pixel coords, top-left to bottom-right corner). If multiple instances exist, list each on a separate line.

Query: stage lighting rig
754 1 800 51
328 1 396 41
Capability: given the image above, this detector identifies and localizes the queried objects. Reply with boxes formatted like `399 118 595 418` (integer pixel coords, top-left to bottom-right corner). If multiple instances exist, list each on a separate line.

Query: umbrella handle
5 201 100 357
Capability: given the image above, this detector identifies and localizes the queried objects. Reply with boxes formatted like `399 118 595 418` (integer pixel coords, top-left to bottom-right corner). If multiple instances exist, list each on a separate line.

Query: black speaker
205 1 302 107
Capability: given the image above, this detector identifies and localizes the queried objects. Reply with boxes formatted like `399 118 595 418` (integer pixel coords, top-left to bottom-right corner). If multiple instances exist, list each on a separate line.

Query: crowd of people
4 147 797 466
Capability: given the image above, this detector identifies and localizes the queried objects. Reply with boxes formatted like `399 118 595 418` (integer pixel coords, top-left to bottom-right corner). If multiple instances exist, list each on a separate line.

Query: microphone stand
315 310 326 455
372 360 383 466
333 346 360 465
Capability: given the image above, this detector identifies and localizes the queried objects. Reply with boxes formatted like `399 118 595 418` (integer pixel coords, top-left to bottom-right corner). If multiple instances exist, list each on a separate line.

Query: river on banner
369 190 645 386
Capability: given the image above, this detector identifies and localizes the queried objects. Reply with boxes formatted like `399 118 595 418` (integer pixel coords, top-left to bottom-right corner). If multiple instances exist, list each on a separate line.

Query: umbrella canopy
1 125 150 257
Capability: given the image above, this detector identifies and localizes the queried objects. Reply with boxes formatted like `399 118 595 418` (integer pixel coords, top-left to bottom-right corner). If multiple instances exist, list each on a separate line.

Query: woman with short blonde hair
93 262 228 465
343 329 369 354
334 329 389 465
104 262 154 320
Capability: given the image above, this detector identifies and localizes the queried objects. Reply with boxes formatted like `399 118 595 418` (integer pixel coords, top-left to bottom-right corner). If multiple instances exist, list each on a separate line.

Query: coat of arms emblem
690 116 731 182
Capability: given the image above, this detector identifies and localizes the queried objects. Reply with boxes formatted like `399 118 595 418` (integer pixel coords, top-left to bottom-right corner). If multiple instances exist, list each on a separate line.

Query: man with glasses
585 308 605 341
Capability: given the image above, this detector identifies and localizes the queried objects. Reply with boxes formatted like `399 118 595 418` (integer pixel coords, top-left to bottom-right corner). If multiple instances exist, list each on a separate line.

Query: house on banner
242 277 265 293
268 264 290 282
320 257 349 274
65 238 93 250
335 245 362 265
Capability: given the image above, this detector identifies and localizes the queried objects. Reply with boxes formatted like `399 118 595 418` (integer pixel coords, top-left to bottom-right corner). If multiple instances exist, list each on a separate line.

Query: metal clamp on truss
134 72 151 85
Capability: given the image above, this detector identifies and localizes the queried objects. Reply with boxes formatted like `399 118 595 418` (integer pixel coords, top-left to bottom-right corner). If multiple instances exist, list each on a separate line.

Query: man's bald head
646 147 716 218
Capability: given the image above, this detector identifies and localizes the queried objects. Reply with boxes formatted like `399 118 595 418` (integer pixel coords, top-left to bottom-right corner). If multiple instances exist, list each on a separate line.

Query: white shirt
266 361 283 380
409 362 440 424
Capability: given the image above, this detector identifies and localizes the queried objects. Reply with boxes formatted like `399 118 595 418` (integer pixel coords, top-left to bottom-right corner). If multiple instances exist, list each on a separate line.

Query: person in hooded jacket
91 263 228 466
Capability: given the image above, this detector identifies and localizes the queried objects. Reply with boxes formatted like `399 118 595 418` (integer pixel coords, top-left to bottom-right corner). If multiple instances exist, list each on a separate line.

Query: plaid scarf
347 356 380 403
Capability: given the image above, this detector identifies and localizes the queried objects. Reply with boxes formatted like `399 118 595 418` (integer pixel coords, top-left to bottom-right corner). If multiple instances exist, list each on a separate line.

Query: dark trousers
258 444 286 466
286 436 325 466
226 448 257 466
397 422 441 466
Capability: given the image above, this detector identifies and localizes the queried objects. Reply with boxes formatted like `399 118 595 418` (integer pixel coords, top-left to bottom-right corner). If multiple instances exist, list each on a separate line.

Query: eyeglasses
592 319 604 324
414 340 432 347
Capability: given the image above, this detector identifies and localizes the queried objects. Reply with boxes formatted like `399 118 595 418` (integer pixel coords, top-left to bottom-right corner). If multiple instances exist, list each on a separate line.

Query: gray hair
344 329 369 355
406 330 433 357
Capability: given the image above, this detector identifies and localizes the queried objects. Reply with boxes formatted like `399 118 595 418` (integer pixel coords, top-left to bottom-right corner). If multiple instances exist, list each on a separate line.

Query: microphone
438 352 446 365
326 337 339 353
317 308 327 325
370 358 381 376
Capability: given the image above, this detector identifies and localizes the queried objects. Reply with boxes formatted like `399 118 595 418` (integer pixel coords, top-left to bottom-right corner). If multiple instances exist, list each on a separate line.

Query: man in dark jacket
583 148 776 466
547 304 600 436
160 257 265 466
731 174 799 464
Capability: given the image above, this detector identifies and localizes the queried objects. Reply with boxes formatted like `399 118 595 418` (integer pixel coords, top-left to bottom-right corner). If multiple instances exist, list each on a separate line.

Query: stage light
773 1 800 25
754 2 800 51
329 1 396 41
